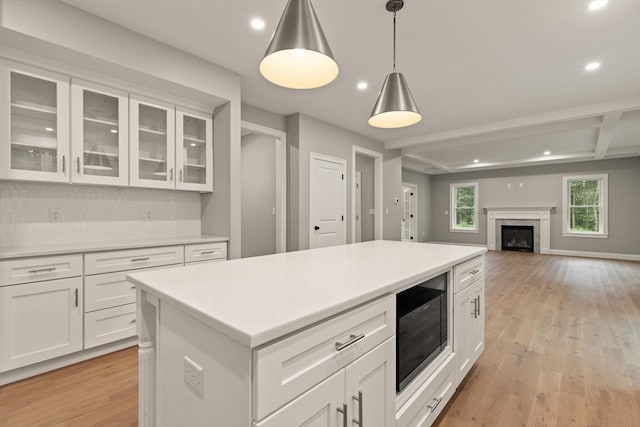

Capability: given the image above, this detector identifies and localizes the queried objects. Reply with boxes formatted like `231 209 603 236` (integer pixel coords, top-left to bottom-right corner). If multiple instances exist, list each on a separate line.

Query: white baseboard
428 241 488 248
548 249 640 262
0 337 137 386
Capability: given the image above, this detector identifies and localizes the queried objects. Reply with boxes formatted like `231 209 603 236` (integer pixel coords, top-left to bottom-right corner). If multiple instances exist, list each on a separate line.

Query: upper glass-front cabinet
71 80 129 186
129 96 175 189
0 62 70 182
176 108 213 192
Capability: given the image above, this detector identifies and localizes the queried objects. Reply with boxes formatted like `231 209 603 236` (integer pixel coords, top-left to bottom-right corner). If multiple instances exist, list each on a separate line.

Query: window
450 182 479 232
562 174 608 238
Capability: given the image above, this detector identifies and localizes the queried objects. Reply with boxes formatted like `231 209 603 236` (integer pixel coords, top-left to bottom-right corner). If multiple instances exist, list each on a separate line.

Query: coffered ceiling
61 0 640 173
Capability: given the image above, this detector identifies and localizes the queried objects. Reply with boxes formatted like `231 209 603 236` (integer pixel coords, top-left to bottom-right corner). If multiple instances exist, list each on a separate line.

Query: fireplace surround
486 207 553 254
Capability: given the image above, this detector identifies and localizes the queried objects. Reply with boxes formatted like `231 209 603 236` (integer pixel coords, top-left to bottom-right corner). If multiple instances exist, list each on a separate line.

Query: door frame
355 171 362 243
309 152 347 248
352 146 383 243
401 182 418 241
240 120 287 253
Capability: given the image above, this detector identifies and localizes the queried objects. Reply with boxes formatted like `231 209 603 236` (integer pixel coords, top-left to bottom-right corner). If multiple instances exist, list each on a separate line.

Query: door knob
314 226 320 231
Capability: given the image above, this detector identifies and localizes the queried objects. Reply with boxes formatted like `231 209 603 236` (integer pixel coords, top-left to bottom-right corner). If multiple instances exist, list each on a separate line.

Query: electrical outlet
140 209 152 221
49 208 61 223
184 356 204 397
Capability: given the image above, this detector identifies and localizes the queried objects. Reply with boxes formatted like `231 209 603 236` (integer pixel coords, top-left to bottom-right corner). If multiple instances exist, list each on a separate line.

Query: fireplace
501 225 534 252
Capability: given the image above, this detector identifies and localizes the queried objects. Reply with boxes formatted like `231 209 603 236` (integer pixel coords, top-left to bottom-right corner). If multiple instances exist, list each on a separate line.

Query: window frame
562 174 608 238
449 182 479 233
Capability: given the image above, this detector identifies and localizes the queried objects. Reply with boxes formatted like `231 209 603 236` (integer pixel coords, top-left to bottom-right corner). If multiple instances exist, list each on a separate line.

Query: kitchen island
129 240 487 427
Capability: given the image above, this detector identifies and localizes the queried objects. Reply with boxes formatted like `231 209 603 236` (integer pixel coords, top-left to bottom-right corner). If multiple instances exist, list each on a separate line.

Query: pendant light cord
393 11 397 71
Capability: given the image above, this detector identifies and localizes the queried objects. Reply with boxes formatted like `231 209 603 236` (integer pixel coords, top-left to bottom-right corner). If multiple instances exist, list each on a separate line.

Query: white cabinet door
129 95 175 189
0 61 70 183
345 338 395 427
175 107 213 192
0 277 83 372
255 370 345 427
453 279 483 386
70 79 129 186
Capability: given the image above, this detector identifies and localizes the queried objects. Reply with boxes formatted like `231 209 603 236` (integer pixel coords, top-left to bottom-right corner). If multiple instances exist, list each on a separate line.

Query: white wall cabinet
176 107 213 192
453 277 484 385
0 61 70 183
0 277 83 372
70 79 129 186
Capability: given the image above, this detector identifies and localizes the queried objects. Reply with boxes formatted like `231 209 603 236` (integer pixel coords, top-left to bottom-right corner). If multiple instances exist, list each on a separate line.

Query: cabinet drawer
185 242 227 263
85 246 184 275
453 256 484 293
253 295 395 420
0 255 82 286
84 303 136 349
396 355 456 427
85 270 137 312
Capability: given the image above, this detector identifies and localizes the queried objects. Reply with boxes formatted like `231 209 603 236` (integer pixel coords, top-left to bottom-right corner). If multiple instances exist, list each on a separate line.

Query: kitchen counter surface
0 235 229 260
129 240 486 348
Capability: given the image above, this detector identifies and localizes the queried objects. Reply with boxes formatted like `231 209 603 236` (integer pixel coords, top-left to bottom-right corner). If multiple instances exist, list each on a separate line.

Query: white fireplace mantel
486 207 552 254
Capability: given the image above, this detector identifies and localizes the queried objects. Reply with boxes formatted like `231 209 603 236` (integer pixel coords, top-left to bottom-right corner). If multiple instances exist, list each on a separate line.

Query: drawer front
185 259 226 266
184 242 227 263
85 246 184 275
85 271 137 312
84 303 137 349
253 295 395 420
0 255 83 286
396 356 456 427
453 256 484 293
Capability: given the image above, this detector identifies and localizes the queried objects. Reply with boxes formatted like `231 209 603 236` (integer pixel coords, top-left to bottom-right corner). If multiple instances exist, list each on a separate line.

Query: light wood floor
1 251 639 426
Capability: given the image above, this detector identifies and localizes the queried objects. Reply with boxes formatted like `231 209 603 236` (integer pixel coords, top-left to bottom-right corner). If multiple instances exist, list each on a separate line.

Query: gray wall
241 134 276 258
241 103 286 132
402 169 432 242
286 113 403 250
356 155 375 242
430 157 640 255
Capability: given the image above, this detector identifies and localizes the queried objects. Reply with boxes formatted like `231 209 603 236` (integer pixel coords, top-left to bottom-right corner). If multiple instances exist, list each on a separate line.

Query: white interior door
355 171 362 243
310 154 346 249
401 183 418 242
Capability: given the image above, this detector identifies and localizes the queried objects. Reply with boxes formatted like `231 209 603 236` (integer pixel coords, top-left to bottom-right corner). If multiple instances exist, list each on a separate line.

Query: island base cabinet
0 277 83 372
255 338 395 427
453 278 484 386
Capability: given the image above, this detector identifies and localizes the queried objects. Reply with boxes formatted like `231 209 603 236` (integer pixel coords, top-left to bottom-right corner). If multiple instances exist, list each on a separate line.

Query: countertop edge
129 246 487 348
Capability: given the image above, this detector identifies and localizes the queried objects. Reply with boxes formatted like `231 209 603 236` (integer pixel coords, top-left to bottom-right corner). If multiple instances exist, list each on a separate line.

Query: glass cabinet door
130 96 175 189
176 108 213 192
0 62 70 182
70 80 128 185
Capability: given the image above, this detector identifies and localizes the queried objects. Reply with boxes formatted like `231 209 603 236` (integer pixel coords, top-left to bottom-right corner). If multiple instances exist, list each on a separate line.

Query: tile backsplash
0 182 201 247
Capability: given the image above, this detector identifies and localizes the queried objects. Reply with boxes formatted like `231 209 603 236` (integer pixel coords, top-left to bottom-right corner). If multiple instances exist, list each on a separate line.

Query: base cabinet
453 278 484 385
0 277 83 371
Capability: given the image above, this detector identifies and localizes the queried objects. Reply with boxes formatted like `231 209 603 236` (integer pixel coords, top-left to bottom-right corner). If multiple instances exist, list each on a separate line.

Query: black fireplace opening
501 225 534 252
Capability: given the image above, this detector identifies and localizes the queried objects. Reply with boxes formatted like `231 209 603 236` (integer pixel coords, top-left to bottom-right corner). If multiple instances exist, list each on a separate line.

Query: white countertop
128 241 486 348
0 235 229 259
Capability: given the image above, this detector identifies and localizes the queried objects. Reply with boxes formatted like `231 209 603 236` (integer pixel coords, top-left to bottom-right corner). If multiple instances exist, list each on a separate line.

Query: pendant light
260 0 339 89
84 149 113 171
369 0 422 128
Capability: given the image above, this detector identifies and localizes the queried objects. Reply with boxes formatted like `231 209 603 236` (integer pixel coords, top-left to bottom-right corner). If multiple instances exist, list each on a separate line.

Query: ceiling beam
403 153 451 172
594 111 623 160
385 95 640 151
400 117 601 155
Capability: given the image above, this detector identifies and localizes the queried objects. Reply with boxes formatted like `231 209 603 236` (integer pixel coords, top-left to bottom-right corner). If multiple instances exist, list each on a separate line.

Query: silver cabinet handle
337 403 348 427
170 167 174 181
28 267 57 274
335 333 365 351
131 257 150 262
427 396 443 413
62 155 66 174
130 285 136 290
476 295 481 317
129 319 137 324
200 250 218 255
74 288 78 307
76 157 81 174
179 168 183 182
352 391 363 426
470 269 480 275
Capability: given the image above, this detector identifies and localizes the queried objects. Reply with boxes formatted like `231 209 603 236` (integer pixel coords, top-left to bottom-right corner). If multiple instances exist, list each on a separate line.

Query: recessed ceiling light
357 81 368 90
251 18 265 30
543 151 551 155
588 0 608 11
473 159 479 163
110 129 118 134
45 127 54 132
585 61 601 71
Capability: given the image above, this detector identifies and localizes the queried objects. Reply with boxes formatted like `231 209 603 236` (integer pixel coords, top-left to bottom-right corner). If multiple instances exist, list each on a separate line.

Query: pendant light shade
260 0 339 89
84 151 113 171
368 72 422 128
369 0 422 128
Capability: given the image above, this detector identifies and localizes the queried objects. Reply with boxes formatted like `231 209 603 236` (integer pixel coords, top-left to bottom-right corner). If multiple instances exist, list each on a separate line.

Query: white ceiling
62 0 640 173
